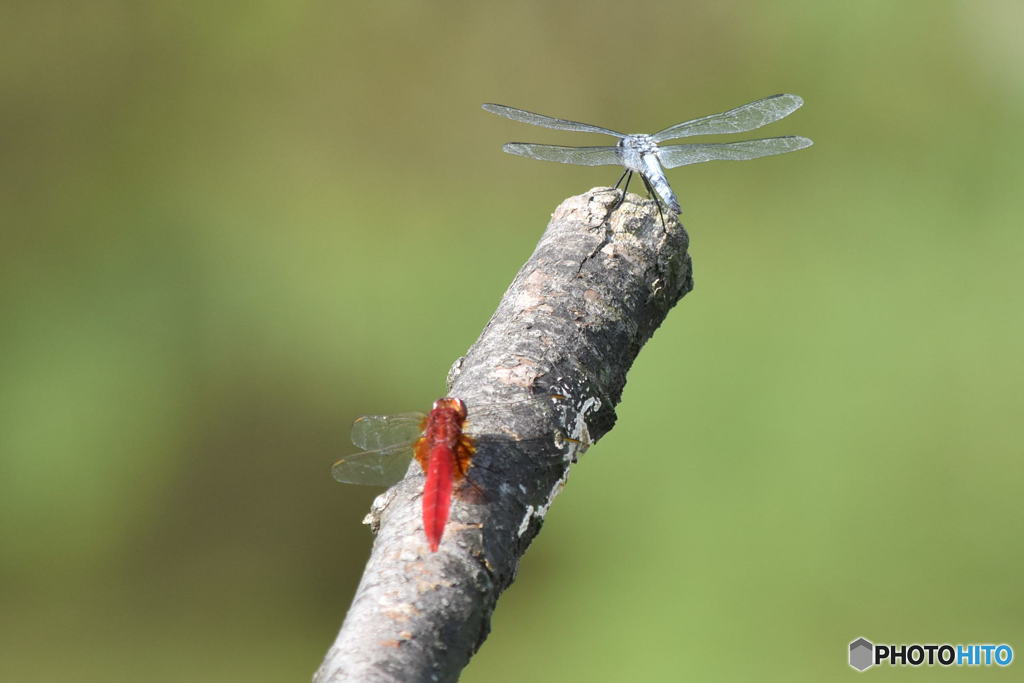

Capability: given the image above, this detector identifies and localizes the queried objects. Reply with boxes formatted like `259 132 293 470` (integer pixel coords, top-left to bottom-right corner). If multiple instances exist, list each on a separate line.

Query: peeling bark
314 188 693 682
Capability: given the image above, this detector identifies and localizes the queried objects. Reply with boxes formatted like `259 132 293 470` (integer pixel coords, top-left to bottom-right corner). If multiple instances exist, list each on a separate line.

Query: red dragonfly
333 397 475 552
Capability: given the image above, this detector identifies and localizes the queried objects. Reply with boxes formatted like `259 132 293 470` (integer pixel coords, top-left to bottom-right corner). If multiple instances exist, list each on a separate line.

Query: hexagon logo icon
849 638 874 671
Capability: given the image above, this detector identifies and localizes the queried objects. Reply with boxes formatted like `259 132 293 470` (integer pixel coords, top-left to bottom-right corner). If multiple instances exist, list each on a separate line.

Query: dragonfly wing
350 412 425 451
652 94 804 142
502 143 622 167
332 442 416 486
483 103 624 137
657 136 813 169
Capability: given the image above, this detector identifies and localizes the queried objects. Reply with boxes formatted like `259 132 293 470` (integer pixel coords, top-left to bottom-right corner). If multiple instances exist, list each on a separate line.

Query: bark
314 187 693 682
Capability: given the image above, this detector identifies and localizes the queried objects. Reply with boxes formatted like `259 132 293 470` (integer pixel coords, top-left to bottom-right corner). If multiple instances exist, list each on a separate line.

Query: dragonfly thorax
617 134 659 173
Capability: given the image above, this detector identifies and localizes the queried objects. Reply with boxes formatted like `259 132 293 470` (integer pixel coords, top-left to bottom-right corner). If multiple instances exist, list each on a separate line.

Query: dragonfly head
432 397 468 421
619 134 657 152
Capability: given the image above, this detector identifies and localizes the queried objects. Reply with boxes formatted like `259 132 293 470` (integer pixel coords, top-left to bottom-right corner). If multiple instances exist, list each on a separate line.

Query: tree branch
314 187 693 682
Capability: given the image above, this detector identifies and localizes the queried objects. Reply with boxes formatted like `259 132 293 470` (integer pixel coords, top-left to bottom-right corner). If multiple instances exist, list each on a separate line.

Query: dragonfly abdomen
641 154 682 213
422 443 456 552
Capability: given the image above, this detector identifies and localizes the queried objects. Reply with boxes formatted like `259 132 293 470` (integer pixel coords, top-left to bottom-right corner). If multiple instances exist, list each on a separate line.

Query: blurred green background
2 1 1022 681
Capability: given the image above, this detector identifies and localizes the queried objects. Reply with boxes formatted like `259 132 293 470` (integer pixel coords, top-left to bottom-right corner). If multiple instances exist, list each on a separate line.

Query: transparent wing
657 136 813 169
483 103 624 138
350 412 425 451
502 143 622 166
331 443 416 486
652 94 804 143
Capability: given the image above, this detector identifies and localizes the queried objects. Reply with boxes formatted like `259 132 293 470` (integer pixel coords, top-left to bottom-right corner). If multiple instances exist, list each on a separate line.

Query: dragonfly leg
611 170 632 210
613 168 630 189
639 173 666 228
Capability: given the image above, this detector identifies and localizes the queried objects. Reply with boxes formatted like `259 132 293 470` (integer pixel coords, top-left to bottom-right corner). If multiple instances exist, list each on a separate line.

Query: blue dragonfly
483 94 812 219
